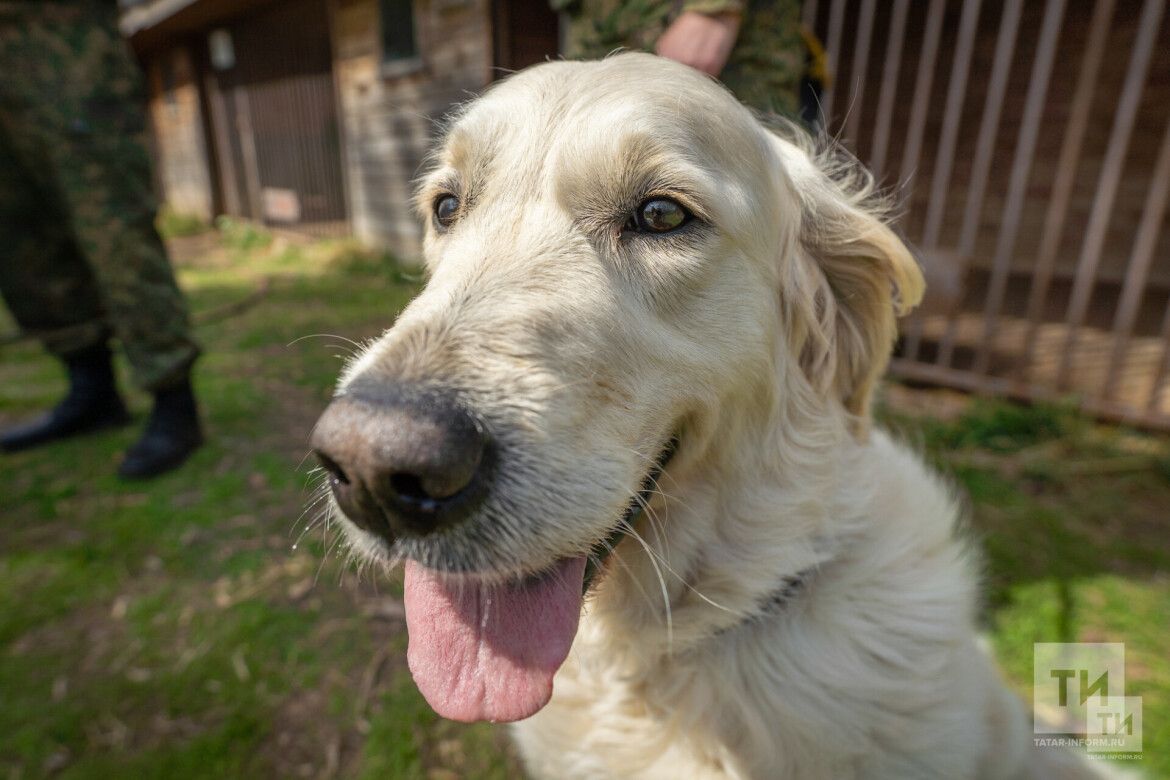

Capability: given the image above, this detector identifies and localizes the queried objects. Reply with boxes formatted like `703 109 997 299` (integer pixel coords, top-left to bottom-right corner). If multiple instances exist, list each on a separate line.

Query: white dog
311 54 1110 779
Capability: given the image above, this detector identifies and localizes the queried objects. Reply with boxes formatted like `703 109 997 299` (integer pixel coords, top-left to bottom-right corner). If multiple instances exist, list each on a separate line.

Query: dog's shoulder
822 427 979 621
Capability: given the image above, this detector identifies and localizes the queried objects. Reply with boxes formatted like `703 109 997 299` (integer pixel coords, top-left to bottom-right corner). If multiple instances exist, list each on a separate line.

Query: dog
310 53 1113 779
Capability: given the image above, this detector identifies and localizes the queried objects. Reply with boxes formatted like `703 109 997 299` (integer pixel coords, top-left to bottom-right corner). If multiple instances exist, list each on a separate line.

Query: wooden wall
331 0 494 261
145 46 215 220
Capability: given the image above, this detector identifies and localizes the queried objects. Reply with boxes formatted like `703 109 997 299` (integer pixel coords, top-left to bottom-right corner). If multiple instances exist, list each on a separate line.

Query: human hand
654 10 741 76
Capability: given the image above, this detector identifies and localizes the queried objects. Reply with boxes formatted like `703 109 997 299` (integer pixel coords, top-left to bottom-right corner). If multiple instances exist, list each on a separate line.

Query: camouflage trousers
554 0 804 118
0 0 199 391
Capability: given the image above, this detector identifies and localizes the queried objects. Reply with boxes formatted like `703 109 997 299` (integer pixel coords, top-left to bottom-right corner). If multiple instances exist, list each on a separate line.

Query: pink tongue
403 556 586 723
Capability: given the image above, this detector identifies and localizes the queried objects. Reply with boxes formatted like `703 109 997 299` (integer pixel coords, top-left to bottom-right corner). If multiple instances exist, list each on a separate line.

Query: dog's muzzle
310 382 492 543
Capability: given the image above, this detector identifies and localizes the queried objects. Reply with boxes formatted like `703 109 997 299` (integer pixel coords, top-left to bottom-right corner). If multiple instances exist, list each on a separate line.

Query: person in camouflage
553 0 806 118
0 0 203 478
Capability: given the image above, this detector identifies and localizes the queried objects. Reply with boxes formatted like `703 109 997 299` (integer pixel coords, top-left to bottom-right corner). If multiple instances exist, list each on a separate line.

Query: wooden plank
890 358 1011 397
820 0 847 123
867 0 909 178
203 68 241 216
233 86 264 221
889 359 1170 432
1055 0 1166 388
1148 302 1170 414
842 0 877 146
972 0 1067 376
936 0 1024 368
1101 118 1170 403
1015 0 1117 387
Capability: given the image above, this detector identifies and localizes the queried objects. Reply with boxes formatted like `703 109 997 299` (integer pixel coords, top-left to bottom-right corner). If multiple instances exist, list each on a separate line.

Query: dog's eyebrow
633 178 713 222
442 127 480 171
559 131 719 223
617 169 717 227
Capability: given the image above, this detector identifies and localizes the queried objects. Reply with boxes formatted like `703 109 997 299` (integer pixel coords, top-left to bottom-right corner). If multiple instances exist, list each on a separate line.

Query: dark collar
706 568 816 641
750 569 813 621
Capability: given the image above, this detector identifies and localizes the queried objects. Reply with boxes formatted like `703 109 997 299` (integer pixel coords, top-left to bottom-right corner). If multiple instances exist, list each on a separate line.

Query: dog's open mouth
402 437 678 723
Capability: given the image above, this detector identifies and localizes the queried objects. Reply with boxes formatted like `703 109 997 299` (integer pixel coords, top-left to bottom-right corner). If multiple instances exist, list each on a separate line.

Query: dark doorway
203 0 347 236
492 0 560 76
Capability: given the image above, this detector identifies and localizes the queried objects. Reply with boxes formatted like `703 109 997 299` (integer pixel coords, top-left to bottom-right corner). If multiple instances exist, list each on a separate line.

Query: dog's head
311 53 922 723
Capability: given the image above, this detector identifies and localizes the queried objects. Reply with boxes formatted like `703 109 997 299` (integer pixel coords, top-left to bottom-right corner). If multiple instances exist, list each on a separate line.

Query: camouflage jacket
553 0 804 117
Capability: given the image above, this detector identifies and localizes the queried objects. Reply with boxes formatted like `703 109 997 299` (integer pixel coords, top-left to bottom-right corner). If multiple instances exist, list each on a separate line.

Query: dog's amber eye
627 198 690 234
434 195 460 229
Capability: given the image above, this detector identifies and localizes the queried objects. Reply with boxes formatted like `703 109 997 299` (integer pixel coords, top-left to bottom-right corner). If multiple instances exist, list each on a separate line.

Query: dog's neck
582 384 866 664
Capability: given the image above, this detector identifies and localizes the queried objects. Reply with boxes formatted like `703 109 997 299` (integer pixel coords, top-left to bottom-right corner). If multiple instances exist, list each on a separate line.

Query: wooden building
120 0 557 250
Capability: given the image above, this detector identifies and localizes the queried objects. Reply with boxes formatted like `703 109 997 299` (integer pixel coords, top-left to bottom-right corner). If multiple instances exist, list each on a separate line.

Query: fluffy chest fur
512 433 1031 780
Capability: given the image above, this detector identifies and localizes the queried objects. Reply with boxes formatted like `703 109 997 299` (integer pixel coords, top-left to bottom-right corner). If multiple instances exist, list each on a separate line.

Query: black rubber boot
117 377 204 479
0 343 131 452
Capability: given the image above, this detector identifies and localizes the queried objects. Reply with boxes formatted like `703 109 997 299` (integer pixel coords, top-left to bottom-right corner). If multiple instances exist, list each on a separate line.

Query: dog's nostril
389 472 436 504
309 387 491 538
315 450 350 485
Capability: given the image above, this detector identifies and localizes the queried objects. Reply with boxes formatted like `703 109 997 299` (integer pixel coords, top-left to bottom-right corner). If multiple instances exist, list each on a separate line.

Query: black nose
310 385 491 542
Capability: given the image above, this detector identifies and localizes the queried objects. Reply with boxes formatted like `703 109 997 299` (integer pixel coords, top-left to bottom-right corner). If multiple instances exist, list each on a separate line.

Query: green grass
0 234 524 779
156 209 211 239
1 232 1167 777
879 393 1170 774
213 216 273 253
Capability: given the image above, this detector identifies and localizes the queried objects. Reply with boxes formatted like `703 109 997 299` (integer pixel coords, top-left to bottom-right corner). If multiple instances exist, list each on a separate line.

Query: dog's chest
510 639 837 780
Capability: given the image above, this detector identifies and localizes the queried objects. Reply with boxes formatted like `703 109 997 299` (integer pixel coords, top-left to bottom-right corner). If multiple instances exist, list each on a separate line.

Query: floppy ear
772 136 925 433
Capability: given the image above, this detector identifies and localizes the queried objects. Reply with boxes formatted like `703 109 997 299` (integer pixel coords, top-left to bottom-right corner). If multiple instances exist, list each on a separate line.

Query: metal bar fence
810 0 1170 429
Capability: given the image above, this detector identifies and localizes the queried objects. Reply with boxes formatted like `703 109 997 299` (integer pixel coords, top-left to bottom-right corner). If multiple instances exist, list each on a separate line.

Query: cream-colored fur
336 54 1115 779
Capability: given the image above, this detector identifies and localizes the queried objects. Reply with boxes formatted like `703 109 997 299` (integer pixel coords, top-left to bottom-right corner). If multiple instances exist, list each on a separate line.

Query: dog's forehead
443 55 759 173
